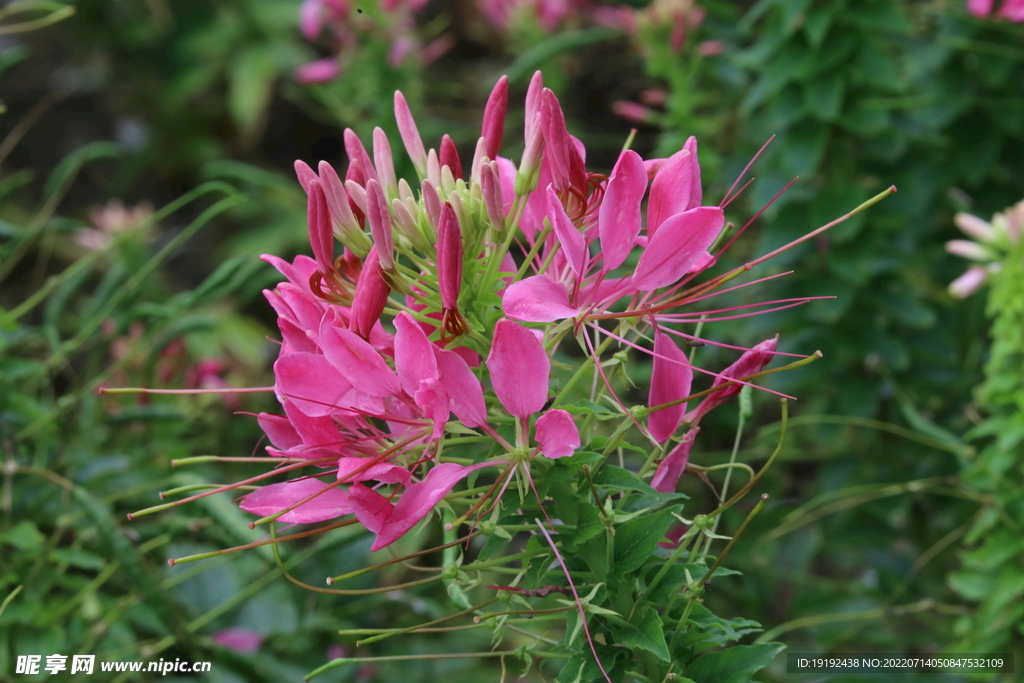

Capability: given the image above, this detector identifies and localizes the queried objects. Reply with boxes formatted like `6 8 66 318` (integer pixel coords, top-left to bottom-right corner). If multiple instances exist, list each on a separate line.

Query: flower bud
343 128 376 185
365 179 395 271
439 134 463 181
421 179 442 232
350 246 390 339
480 162 506 234
373 127 398 203
319 161 371 257
481 75 508 162
437 202 463 312
394 90 427 178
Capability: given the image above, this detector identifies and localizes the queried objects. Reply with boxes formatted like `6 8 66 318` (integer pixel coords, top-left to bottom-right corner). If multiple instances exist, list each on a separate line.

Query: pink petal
371 461 497 551
968 0 993 17
647 148 697 239
261 254 319 291
486 319 550 418
647 331 693 444
296 58 340 84
275 352 351 417
598 149 647 271
349 482 395 534
546 185 587 276
433 346 488 428
502 275 579 322
650 428 699 493
257 413 303 450
285 400 343 449
686 336 778 424
212 628 265 654
394 311 439 395
319 315 401 397
240 478 351 523
535 409 580 458
336 457 410 485
299 0 324 39
634 207 724 290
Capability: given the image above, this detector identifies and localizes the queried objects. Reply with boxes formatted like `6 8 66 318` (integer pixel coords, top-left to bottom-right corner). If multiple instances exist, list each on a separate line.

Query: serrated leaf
686 642 785 683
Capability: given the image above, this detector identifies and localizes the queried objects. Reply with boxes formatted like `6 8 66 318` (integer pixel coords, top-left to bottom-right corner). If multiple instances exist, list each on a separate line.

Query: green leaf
612 605 670 662
1 521 43 552
48 549 105 571
593 465 657 494
228 48 277 140
802 6 834 48
613 508 675 576
686 642 785 683
689 604 763 645
804 78 845 121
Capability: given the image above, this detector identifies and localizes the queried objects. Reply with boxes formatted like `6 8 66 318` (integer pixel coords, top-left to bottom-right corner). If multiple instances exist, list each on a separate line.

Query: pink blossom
296 57 341 84
212 629 265 654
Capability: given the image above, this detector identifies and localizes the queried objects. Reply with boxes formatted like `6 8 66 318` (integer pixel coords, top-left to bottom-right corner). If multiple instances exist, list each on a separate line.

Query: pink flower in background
295 0 450 84
212 629 265 654
968 0 1024 20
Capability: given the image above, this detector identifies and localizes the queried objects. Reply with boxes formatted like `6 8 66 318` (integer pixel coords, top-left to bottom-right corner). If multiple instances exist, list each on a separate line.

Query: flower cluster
239 72 807 552
946 200 1024 297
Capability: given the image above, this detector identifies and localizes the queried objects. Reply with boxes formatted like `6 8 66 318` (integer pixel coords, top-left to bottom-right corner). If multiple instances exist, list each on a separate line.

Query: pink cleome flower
218 71 851 551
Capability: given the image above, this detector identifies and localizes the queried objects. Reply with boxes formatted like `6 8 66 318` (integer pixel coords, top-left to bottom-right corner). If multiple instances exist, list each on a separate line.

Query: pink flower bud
365 179 395 271
373 127 398 202
482 75 508 162
351 246 390 339
650 428 699 493
318 161 370 256
294 160 318 193
612 101 654 125
344 180 368 217
480 162 506 232
426 148 441 187
421 179 442 231
439 134 463 180
436 202 463 312
394 90 427 178
524 71 544 142
344 129 376 185
469 136 488 184
307 180 335 275
685 336 779 425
